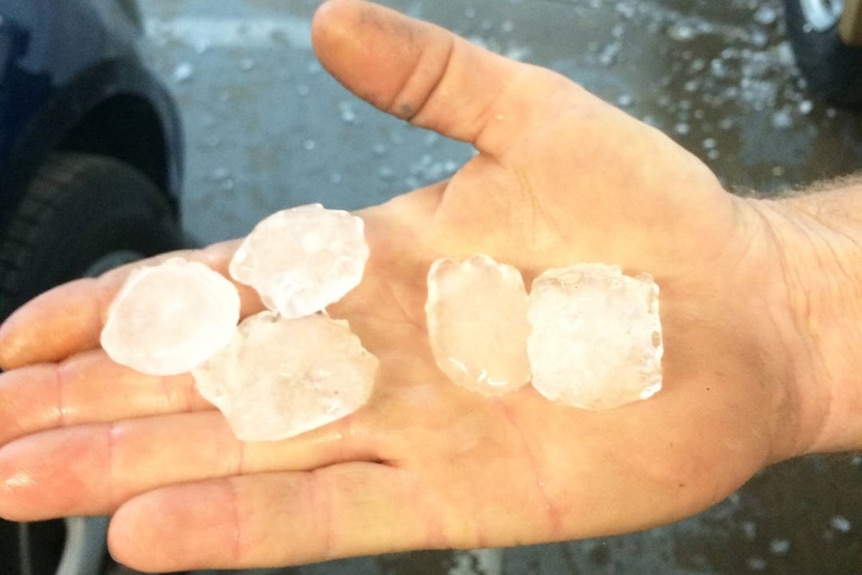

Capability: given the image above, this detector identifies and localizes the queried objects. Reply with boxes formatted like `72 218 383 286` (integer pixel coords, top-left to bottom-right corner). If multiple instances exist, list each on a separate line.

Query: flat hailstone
101 258 241 376
193 311 378 441
426 255 531 395
229 204 369 318
527 263 663 410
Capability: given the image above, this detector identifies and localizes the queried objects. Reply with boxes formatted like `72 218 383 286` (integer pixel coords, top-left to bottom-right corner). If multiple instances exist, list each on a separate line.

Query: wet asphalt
132 0 862 573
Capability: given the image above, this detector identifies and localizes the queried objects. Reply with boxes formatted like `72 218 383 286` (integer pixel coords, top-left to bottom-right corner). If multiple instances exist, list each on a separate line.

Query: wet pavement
133 0 862 573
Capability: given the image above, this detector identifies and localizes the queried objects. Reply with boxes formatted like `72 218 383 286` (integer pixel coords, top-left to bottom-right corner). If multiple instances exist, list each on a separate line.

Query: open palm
0 0 806 571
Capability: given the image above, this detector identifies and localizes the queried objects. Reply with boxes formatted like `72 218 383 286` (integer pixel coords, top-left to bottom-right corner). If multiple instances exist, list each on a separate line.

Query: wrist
751 188 862 456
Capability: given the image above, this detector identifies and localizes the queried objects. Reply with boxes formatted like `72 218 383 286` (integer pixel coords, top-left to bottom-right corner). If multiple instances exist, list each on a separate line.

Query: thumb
310 0 596 158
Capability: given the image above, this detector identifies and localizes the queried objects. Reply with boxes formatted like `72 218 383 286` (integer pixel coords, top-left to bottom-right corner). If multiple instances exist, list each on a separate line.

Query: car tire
784 0 862 106
0 152 186 322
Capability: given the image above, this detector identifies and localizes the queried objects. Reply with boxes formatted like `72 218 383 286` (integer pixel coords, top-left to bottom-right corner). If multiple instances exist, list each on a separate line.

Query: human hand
0 0 833 571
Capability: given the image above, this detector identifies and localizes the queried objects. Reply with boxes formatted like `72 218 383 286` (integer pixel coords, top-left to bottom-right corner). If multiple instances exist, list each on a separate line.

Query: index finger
0 240 260 370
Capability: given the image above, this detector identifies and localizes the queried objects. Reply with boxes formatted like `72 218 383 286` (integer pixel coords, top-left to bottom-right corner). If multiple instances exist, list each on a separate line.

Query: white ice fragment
772 108 793 129
193 311 378 441
753 6 778 26
171 62 194 83
667 23 696 42
830 515 852 533
527 263 663 410
229 204 369 318
339 101 357 123
769 538 791 556
426 255 531 396
101 258 240 376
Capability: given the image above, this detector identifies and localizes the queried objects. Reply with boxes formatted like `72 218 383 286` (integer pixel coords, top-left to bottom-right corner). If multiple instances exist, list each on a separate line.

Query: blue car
0 0 185 573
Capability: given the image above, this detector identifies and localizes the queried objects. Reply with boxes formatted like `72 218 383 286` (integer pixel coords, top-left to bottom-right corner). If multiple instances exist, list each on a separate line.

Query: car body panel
0 0 183 217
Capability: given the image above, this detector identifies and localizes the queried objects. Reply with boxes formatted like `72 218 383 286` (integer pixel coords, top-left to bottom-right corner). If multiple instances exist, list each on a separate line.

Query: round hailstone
527 263 663 410
101 258 241 375
425 255 531 395
193 311 378 441
229 204 369 318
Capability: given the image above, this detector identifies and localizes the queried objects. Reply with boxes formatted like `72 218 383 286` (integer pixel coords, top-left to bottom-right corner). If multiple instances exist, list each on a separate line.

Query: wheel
0 152 187 575
0 152 186 322
784 0 862 106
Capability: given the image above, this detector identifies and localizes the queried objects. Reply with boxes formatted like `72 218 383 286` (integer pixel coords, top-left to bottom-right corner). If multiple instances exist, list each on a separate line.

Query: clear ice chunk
101 258 241 376
229 204 369 318
426 255 531 395
193 311 378 441
527 263 663 410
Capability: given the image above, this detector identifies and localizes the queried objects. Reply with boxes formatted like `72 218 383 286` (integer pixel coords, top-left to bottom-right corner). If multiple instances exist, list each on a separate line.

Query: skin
1 0 861 571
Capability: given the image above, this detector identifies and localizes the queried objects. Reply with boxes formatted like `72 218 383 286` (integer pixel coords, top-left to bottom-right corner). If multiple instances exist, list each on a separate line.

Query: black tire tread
0 152 183 320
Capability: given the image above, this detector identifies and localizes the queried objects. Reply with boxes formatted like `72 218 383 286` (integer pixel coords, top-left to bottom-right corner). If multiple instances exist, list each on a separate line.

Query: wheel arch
59 92 173 203
0 55 184 219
